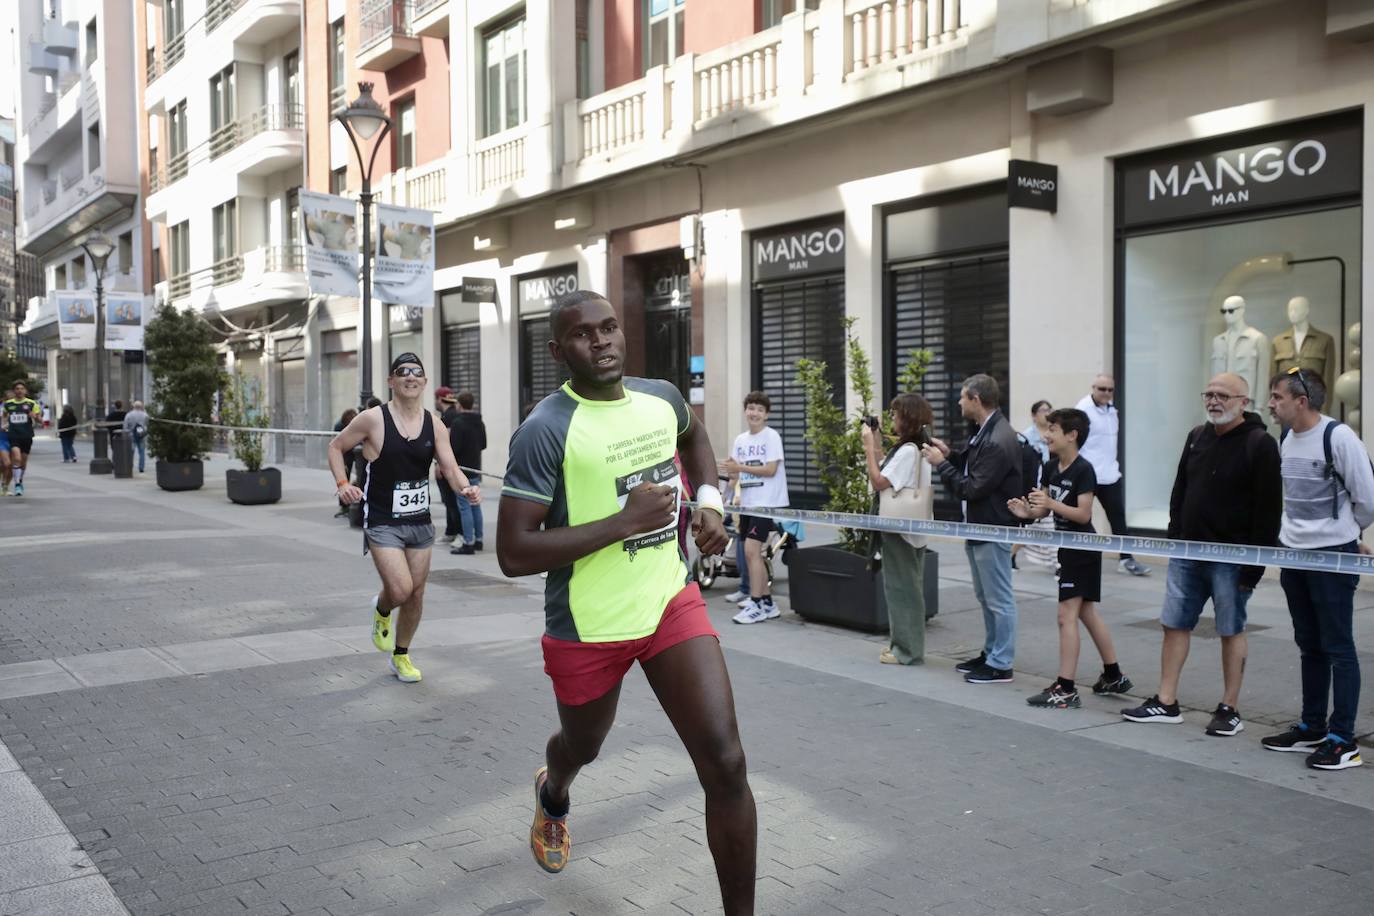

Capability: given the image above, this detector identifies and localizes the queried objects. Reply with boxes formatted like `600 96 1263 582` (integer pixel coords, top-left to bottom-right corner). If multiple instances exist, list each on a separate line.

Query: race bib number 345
392 480 430 517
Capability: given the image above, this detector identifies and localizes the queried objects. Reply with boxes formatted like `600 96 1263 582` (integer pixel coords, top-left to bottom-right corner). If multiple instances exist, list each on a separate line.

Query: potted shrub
221 369 280 505
787 319 938 632
145 303 221 492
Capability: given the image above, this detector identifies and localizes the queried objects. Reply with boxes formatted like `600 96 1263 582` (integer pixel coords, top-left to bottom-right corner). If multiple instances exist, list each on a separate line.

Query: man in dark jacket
434 388 463 543
450 391 488 555
1122 373 1281 737
922 373 1023 684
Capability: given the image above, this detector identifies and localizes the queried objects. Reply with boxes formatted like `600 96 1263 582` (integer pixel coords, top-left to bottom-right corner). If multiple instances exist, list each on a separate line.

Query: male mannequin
1210 296 1271 398
1271 295 1337 394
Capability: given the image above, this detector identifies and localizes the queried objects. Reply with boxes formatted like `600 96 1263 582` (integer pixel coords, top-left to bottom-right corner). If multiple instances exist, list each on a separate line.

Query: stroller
689 479 798 590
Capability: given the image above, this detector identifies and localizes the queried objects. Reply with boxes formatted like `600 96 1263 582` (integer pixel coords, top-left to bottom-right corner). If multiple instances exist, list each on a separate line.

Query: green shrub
145 303 223 463
221 369 269 472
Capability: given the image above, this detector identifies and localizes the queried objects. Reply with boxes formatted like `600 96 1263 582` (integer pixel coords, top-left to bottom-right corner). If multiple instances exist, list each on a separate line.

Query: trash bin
112 431 134 478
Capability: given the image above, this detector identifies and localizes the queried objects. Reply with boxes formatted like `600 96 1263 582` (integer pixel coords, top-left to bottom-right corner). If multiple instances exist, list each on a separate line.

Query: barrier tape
145 417 1373 577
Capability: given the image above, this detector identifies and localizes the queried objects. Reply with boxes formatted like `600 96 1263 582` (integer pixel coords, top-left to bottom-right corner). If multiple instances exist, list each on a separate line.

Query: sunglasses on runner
392 366 425 379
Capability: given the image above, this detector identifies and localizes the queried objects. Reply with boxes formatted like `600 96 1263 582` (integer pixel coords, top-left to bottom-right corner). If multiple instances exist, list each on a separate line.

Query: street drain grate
1127 618 1269 639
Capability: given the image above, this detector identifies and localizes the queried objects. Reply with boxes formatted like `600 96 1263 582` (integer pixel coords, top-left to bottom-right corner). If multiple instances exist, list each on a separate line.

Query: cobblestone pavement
3 440 1374 916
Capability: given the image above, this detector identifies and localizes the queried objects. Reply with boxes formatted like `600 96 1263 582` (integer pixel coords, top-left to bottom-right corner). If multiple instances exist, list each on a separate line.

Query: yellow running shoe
371 599 395 653
530 767 570 873
389 653 421 683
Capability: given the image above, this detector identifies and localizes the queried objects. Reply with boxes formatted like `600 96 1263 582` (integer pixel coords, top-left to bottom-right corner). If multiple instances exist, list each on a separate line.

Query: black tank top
363 405 436 527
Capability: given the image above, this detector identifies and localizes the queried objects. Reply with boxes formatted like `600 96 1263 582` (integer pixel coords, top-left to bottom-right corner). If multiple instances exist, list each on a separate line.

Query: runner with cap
328 353 481 683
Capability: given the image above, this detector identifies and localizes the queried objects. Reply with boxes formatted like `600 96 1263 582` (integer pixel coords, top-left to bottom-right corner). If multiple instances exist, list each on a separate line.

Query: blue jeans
1160 559 1250 637
131 437 146 472
60 437 76 461
964 540 1017 670
458 492 484 545
1280 541 1361 743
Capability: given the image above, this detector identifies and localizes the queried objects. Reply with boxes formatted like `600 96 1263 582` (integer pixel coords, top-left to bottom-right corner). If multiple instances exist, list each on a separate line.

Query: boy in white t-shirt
720 391 789 624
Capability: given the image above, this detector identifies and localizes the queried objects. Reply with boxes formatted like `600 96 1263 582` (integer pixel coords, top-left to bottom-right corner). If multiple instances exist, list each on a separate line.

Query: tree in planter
796 317 934 553
145 303 222 464
0 353 43 399
221 370 269 472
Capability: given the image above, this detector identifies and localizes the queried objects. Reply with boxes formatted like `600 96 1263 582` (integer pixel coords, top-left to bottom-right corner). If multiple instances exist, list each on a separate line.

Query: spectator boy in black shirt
1009 408 1131 709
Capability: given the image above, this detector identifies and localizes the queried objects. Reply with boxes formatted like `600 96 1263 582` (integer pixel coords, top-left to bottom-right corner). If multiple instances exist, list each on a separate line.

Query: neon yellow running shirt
503 378 692 642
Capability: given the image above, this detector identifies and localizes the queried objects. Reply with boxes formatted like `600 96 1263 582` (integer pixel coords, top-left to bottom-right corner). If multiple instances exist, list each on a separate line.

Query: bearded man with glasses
1121 373 1281 738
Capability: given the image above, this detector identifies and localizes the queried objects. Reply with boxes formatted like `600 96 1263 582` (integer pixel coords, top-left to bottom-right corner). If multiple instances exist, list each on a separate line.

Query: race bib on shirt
392 480 430 517
615 457 681 557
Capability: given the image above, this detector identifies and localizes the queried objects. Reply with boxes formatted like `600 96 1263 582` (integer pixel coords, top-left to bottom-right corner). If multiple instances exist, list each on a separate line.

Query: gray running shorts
363 523 436 554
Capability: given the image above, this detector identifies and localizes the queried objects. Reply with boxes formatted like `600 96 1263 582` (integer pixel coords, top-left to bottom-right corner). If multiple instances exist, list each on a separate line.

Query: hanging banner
373 202 435 307
55 291 97 349
300 189 360 298
105 293 146 350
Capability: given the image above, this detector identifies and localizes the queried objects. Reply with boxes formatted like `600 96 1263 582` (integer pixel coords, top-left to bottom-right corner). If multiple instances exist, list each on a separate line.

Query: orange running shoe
529 766 570 873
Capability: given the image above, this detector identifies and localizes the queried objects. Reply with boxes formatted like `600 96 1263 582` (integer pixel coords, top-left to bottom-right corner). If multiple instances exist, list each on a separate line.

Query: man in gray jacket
123 400 150 473
922 374 1023 684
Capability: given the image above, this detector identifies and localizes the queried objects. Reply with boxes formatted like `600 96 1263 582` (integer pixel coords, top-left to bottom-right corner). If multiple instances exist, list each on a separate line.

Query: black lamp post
81 229 115 474
334 82 393 409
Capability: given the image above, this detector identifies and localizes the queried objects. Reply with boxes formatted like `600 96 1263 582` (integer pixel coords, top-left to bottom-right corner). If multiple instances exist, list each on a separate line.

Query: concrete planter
155 460 203 492
226 468 281 505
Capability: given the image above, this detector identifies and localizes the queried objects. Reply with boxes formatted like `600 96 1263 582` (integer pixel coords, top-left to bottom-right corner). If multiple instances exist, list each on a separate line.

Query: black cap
389 352 424 375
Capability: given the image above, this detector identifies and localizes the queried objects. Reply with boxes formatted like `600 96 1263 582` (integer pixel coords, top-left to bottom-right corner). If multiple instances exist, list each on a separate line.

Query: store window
518 265 578 418
483 16 526 138
752 217 847 506
322 328 358 422
441 289 483 408
645 0 686 72
1117 113 1363 531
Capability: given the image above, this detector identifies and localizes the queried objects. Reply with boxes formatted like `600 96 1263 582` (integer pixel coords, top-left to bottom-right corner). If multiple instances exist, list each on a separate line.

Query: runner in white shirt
720 392 789 624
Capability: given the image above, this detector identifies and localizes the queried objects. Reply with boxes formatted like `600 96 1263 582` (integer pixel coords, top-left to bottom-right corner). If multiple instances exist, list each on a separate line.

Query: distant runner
3 381 40 497
328 353 480 683
497 291 755 915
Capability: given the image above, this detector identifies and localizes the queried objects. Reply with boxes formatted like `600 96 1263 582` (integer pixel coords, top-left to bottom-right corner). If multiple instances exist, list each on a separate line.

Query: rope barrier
143 417 1374 576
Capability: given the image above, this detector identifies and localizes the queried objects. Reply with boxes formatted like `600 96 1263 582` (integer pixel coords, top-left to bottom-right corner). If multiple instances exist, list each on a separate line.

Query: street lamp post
81 229 115 474
335 82 393 409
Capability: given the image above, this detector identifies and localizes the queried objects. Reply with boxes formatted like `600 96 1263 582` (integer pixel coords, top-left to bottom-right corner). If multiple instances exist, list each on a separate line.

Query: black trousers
437 478 462 538
1096 480 1132 561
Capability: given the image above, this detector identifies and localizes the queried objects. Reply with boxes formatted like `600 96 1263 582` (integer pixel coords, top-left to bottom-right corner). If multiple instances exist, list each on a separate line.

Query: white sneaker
724 589 747 603
759 599 780 619
732 601 771 625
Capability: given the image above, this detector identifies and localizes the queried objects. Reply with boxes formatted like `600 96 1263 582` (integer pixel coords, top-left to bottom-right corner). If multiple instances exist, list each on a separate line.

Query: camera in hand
864 415 879 431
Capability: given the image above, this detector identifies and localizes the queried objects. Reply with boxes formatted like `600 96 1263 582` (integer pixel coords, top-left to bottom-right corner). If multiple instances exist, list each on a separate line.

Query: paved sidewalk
2 438 1374 915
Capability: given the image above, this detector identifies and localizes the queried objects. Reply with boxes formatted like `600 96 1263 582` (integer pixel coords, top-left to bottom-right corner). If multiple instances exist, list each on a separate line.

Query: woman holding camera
861 393 936 665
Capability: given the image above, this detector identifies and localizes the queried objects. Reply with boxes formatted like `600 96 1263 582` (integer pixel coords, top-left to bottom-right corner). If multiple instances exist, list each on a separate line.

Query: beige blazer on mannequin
1271 326 1337 394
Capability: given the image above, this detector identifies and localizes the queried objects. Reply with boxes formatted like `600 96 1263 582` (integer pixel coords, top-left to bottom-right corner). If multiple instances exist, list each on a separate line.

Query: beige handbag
878 444 934 548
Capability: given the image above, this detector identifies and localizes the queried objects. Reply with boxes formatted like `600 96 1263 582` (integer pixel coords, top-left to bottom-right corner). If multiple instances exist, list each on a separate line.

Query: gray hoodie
123 408 150 439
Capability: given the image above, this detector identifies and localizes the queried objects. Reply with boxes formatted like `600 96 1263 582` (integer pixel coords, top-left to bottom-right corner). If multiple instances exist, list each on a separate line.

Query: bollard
112 431 134 478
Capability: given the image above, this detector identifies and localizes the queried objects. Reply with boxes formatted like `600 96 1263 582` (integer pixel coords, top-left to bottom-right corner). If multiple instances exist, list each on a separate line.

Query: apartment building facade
15 0 147 417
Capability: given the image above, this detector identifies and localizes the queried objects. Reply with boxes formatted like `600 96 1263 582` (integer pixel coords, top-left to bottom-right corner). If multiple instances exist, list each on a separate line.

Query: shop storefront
321 328 357 424
751 217 846 506
440 284 483 407
885 186 1010 490
387 305 424 369
273 335 306 464
517 264 578 418
1116 112 1363 531
640 250 692 396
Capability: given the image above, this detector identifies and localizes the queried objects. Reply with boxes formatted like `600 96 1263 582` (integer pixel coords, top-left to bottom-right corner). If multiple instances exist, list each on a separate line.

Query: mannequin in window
1210 296 1270 398
1271 295 1336 394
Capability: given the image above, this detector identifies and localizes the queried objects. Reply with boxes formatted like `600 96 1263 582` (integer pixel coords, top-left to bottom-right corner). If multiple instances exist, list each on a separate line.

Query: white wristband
696 484 725 517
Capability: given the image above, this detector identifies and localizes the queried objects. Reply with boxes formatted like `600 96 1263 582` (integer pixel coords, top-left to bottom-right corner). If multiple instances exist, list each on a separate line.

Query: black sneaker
451 544 476 555
1027 684 1080 709
1261 723 1327 753
1306 737 1363 771
1091 673 1134 695
1120 695 1182 724
474 540 484 551
964 664 1013 685
955 652 987 675
1205 704 1244 737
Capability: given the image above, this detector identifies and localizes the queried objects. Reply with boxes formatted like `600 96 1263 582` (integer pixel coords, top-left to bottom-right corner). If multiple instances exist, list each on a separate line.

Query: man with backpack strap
921 373 1023 685
1260 367 1374 771
1121 374 1281 737
123 400 150 473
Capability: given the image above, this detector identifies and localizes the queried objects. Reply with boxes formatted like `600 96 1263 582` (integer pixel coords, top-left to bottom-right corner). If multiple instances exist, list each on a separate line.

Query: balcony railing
210 104 305 159
696 32 781 121
263 243 305 273
145 46 161 83
41 182 57 204
59 170 82 191
207 0 248 31
846 0 966 76
168 272 192 301
165 32 186 69
212 254 245 286
360 0 415 50
473 132 525 194
415 0 446 15
329 84 347 114
405 162 447 211
168 150 190 183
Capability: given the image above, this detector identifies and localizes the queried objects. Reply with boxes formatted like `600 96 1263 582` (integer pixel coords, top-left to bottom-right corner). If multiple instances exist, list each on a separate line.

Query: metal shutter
442 324 482 407
753 274 845 507
519 316 570 420
889 252 1009 520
